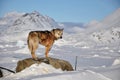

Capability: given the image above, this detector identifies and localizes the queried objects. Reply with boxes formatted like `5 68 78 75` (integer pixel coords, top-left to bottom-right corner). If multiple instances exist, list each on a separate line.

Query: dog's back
38 30 51 40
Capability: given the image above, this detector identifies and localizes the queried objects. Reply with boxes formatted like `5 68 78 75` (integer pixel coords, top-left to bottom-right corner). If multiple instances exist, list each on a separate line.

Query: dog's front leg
45 46 52 58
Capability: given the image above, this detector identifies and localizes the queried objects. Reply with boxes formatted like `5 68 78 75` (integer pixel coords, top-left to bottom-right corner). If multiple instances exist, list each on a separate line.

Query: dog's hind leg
31 50 38 60
28 36 39 60
31 39 39 60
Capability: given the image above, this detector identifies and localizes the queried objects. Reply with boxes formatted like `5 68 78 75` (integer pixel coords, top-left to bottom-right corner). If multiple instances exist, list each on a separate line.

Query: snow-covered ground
0 8 120 80
0 40 120 80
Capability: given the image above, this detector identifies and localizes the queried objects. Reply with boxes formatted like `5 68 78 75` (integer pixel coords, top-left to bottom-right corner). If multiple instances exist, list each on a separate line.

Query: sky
0 0 120 23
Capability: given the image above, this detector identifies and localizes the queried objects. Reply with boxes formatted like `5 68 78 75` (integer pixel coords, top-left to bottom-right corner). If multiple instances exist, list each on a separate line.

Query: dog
27 28 63 60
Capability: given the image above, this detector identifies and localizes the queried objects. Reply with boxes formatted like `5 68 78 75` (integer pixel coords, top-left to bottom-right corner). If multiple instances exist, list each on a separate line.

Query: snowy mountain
0 11 59 41
2 11 58 34
86 8 120 45
56 8 120 48
0 11 24 32
86 8 120 31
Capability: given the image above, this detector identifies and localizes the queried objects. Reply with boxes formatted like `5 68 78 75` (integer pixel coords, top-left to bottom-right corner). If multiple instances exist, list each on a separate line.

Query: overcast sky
0 0 120 23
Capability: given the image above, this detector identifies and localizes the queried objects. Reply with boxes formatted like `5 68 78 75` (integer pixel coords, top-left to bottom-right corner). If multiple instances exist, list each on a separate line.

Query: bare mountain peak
22 11 42 17
32 11 41 15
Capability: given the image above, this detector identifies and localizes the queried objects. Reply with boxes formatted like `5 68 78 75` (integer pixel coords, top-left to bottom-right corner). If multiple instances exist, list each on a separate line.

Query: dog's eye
58 32 62 35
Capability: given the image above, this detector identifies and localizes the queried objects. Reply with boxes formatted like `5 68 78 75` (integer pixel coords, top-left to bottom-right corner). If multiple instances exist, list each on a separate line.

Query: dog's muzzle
60 36 62 39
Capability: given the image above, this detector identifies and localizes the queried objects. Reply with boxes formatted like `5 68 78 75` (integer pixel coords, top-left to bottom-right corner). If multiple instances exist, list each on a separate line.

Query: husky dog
27 28 63 60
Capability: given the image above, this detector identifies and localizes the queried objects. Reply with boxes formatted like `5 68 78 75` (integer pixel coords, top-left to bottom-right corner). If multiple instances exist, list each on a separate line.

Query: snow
2 63 112 80
14 46 29 54
0 8 120 80
112 58 120 66
16 40 25 48
3 63 63 80
33 70 112 80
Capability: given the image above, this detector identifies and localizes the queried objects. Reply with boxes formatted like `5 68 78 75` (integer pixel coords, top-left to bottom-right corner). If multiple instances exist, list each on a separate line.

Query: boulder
16 57 73 72
0 69 3 78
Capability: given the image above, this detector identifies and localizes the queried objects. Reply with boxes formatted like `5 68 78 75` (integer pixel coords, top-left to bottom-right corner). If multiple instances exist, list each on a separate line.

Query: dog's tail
27 32 39 53
0 67 15 73
27 33 33 52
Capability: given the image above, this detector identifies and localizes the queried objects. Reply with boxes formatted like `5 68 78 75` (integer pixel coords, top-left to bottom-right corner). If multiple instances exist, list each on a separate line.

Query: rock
16 57 73 72
0 69 3 78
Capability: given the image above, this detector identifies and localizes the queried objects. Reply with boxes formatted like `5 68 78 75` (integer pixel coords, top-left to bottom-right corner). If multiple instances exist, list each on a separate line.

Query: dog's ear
51 29 55 34
52 29 55 33
53 29 55 31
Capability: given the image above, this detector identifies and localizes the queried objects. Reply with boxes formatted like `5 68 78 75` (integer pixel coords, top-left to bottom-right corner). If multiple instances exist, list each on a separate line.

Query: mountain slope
86 8 120 45
0 11 58 41
86 8 120 32
3 11 57 34
0 11 24 32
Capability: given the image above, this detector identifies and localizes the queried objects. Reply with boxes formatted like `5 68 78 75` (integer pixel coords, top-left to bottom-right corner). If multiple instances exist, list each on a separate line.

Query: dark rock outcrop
0 69 3 78
16 57 73 72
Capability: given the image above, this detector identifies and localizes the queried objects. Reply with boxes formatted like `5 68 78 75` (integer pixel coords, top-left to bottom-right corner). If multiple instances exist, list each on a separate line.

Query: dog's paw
43 58 48 61
42 58 49 64
32 58 38 61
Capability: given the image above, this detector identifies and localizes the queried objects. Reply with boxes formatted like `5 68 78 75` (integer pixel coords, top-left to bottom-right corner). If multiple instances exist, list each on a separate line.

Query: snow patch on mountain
0 11 59 41
91 27 120 44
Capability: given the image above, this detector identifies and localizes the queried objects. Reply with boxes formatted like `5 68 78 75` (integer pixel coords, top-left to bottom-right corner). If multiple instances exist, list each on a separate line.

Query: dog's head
51 28 63 40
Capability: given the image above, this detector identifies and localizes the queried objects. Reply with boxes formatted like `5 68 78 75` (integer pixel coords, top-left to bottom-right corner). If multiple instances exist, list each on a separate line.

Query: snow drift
2 63 111 80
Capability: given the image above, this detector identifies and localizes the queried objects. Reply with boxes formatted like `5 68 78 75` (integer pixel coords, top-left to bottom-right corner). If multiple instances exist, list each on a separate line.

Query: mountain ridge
0 8 120 45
